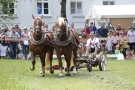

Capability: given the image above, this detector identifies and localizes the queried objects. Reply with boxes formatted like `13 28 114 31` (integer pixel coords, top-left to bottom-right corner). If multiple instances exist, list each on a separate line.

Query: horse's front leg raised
39 54 46 77
64 53 71 76
30 52 36 71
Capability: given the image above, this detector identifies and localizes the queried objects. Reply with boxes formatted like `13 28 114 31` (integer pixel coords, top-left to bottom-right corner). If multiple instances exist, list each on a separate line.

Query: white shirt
106 36 112 46
112 35 118 44
128 30 135 43
85 37 100 48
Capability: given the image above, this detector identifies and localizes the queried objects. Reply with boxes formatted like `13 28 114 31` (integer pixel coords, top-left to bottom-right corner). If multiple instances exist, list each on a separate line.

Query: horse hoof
50 70 54 74
66 73 70 76
30 67 35 71
42 74 45 77
40 71 44 75
73 68 77 75
59 73 64 77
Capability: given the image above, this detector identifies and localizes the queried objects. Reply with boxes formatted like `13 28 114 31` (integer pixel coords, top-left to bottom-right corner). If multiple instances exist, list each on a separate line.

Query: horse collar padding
30 31 46 45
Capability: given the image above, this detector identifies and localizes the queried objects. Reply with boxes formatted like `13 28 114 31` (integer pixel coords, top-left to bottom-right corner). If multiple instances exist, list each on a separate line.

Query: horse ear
32 15 35 19
64 18 67 21
40 15 43 19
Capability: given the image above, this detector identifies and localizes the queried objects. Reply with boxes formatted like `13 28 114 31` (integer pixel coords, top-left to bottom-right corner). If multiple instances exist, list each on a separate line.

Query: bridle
54 19 71 46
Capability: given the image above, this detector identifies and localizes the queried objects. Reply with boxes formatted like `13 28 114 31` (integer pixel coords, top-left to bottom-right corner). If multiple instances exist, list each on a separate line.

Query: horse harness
54 27 79 47
30 30 54 47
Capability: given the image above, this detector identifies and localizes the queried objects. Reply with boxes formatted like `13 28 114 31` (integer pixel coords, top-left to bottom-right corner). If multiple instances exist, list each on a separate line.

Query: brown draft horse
54 17 80 77
30 15 54 76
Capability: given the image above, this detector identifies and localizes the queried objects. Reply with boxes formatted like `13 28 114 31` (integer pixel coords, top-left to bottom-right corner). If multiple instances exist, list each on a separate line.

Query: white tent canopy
91 5 135 19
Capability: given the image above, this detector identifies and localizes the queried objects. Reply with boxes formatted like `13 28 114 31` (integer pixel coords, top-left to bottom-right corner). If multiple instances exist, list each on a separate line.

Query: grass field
0 58 135 90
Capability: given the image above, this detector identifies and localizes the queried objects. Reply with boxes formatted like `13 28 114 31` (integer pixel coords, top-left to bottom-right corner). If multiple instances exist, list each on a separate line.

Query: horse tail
70 51 74 64
45 51 51 70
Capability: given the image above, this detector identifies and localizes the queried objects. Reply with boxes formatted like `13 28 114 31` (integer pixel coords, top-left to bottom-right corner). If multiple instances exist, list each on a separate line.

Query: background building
0 0 135 33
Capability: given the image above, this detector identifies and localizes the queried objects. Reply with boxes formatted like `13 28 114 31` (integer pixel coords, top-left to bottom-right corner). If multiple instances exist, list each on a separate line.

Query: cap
24 27 27 29
89 32 94 36
90 22 93 24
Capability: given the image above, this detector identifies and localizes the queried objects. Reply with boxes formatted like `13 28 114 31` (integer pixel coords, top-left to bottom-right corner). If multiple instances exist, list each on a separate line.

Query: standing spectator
106 31 113 54
132 21 135 31
106 21 113 30
43 23 50 32
0 26 10 59
116 24 122 36
9 27 20 59
127 26 135 51
70 23 76 31
112 31 119 53
89 22 97 34
96 23 104 37
21 27 29 60
82 24 91 35
0 27 2 34
119 28 127 37
15 24 21 36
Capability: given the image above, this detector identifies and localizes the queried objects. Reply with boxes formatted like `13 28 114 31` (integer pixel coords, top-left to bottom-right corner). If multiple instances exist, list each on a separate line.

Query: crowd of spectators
80 21 135 59
1 21 135 60
0 22 50 60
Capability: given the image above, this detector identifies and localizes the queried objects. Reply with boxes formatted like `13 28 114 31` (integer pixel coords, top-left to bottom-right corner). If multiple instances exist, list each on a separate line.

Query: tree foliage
0 0 17 22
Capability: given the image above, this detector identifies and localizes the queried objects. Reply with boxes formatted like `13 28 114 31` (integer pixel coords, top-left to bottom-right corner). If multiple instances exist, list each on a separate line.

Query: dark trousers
128 42 135 50
22 44 29 59
9 42 18 59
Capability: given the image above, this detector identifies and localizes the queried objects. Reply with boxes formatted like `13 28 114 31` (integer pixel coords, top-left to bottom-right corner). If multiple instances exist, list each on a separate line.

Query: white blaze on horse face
57 17 65 26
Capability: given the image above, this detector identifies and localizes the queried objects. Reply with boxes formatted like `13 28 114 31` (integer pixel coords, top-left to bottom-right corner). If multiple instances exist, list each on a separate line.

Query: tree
0 0 17 22
60 0 66 18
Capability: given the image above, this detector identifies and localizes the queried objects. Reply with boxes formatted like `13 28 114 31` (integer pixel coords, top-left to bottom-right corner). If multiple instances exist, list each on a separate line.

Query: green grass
0 58 135 90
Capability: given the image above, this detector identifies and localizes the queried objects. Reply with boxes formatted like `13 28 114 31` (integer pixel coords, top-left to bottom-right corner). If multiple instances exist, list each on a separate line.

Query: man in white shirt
84 32 100 58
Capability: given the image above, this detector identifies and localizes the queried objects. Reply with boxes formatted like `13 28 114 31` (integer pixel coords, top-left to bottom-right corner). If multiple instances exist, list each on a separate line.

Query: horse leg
30 52 36 71
49 48 54 74
73 48 78 74
39 54 45 77
64 53 71 76
57 54 63 77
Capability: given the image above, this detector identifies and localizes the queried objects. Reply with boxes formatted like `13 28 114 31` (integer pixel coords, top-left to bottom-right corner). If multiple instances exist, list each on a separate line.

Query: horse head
32 15 43 35
55 17 68 38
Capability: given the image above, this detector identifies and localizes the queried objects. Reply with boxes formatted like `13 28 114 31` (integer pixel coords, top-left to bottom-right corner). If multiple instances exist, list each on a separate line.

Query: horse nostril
36 31 40 34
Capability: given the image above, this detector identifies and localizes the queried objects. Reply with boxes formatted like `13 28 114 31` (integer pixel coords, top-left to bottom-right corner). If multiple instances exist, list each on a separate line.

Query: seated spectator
95 31 101 38
120 40 128 58
126 45 135 59
115 45 120 54
18 51 24 59
83 32 100 58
